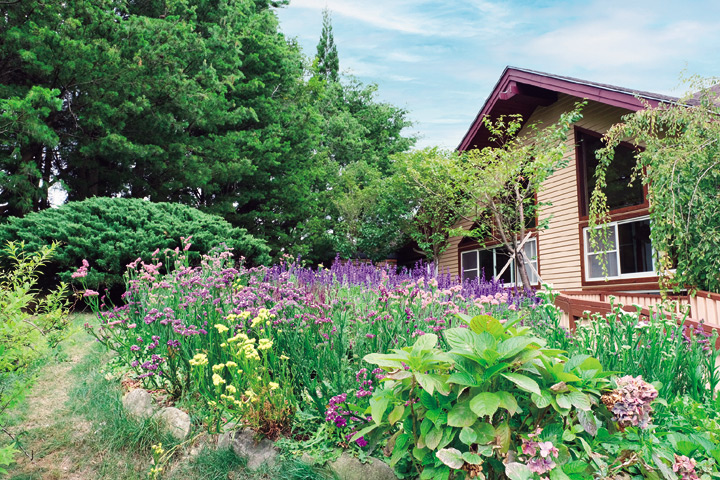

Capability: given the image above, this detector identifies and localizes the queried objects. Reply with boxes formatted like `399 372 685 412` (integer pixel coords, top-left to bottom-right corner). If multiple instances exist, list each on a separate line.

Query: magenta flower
83 289 99 297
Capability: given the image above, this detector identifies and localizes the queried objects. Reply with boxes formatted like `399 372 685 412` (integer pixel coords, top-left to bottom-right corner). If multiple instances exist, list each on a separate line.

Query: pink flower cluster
72 259 89 278
602 375 658 429
673 455 700 480
520 429 559 475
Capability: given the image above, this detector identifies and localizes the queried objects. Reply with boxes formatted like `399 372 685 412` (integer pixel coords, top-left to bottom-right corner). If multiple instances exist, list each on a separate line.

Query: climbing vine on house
590 79 720 293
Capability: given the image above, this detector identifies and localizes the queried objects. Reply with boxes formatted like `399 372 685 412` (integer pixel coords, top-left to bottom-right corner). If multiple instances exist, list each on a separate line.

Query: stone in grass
329 453 398 480
218 428 279 470
156 407 191 441
122 389 155 419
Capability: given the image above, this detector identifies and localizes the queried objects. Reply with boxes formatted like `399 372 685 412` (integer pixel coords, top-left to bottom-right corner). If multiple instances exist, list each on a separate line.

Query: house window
583 217 654 280
461 238 538 285
577 130 643 216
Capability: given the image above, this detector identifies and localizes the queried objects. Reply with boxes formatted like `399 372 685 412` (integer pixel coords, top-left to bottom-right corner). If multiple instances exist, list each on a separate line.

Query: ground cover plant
75 241 720 479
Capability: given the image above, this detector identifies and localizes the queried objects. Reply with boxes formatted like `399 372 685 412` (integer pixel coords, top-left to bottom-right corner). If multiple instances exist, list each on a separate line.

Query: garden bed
76 242 720 479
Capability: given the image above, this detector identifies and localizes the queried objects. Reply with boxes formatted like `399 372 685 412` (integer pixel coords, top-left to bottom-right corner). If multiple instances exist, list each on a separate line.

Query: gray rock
329 453 397 480
219 428 278 470
122 389 155 419
156 407 191 441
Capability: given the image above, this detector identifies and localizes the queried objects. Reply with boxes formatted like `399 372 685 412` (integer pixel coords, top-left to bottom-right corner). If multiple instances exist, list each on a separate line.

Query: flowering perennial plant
78 243 537 436
601 375 658 429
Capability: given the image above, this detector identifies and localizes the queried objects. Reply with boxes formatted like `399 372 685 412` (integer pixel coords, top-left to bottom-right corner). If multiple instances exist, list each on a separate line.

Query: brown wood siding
439 93 635 288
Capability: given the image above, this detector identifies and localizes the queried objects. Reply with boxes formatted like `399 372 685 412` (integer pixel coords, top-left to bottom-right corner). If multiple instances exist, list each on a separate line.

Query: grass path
5 317 332 480
7 320 113 479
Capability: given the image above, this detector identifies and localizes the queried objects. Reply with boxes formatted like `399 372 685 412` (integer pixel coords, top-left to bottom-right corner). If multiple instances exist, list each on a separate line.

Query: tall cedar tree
0 1 413 263
314 9 339 83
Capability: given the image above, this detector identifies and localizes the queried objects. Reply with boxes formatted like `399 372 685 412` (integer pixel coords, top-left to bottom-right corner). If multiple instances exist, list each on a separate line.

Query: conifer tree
314 9 340 83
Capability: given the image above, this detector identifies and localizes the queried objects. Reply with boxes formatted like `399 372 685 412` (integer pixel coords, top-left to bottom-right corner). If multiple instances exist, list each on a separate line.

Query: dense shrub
0 197 271 289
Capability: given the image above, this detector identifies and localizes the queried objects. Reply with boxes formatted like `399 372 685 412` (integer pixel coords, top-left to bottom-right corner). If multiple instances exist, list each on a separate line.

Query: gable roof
458 66 679 151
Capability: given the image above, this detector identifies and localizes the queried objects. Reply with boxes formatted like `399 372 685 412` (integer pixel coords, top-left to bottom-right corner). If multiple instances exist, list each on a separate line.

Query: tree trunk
515 249 532 290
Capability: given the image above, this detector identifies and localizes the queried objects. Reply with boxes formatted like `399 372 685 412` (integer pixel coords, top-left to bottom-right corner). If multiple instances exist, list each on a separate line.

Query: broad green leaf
482 362 510 381
350 423 377 442
426 408 447 426
462 452 483 465
436 448 464 470
555 394 571 410
497 337 538 359
415 372 445 395
447 400 477 427
564 354 591 372
474 422 495 444
532 389 553 408
470 315 504 336
470 392 501 417
496 422 511 453
388 405 405 425
445 327 478 352
496 390 520 416
577 409 598 436
502 372 541 395
505 462 533 480
371 395 390 424
363 353 404 368
459 426 477 445
411 333 438 355
563 460 589 474
448 371 477 386
425 426 443 450
550 467 571 480
420 390 437 409
567 391 591 411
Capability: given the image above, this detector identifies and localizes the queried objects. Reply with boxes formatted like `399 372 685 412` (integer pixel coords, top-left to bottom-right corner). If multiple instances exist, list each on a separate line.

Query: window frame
461 238 539 286
582 216 655 282
574 126 648 220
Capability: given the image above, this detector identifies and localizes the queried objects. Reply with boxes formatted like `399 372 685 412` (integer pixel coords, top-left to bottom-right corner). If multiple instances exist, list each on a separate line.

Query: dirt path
8 325 99 480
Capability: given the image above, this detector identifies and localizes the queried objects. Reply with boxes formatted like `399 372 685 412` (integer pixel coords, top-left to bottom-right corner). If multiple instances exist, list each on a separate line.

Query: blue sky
275 0 720 148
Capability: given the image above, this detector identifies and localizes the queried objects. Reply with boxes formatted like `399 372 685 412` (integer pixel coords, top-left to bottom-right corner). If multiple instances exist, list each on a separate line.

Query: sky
275 0 720 149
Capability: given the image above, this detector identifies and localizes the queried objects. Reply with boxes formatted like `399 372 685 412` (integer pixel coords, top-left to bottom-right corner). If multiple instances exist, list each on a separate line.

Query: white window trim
583 216 656 282
461 238 539 286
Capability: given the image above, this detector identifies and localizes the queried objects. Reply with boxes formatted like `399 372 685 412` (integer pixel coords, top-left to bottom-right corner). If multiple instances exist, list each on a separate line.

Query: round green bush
0 197 271 290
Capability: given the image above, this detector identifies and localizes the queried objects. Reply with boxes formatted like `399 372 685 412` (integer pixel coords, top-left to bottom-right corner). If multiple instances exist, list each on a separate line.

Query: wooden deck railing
553 289 720 343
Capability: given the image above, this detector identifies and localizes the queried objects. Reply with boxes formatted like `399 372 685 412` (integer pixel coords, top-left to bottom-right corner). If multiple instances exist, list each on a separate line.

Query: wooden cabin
436 66 720 326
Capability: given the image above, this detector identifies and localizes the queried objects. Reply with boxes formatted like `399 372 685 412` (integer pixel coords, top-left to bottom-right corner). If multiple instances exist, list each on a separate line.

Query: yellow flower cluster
226 384 237 394
189 353 208 366
250 308 274 328
212 373 226 386
212 363 225 373
268 382 280 391
215 324 229 334
225 311 252 323
258 338 273 351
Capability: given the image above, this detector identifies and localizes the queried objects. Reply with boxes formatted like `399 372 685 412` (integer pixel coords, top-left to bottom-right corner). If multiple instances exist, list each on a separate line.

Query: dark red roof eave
457 67 670 152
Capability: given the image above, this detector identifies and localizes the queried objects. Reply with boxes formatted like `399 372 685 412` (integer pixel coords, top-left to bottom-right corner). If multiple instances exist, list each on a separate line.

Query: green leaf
470 392 501 418
459 426 477 445
388 405 405 425
474 422 495 444
470 315 505 336
501 372 541 395
495 421 511 453
415 373 450 396
497 337 538 359
436 448 464 470
577 409 598 436
532 389 553 408
555 394 571 410
411 333 438 355
448 400 477 427
567 391 591 411
371 395 390 425
505 462 533 480
448 371 477 386
496 390 520 416
363 353 404 368
462 452 483 465
563 460 589 474
425 426 443 450
550 467 571 480
445 327 478 352
426 408 447 426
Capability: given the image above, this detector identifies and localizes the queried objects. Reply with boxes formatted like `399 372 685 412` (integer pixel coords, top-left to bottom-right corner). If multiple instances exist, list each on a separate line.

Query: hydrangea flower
673 455 700 480
601 375 658 429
